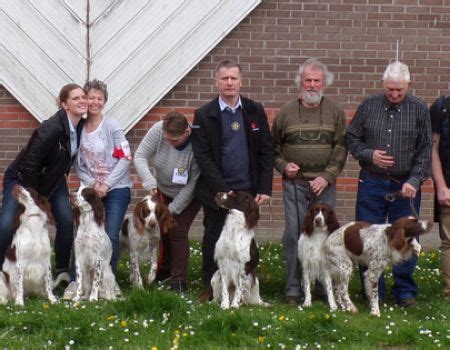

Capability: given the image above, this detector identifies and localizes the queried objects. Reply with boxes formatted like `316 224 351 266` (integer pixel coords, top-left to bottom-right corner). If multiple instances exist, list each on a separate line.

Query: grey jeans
281 180 336 298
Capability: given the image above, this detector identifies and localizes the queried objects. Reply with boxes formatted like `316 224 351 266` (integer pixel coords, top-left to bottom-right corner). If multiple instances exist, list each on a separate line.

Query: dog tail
53 271 71 289
119 216 131 249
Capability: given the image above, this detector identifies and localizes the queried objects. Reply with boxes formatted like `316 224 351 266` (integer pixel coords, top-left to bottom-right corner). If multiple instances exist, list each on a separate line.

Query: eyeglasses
298 129 322 141
297 103 323 141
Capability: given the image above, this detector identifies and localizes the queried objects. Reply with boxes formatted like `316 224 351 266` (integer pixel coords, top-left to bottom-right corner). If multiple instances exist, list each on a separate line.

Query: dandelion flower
258 336 265 343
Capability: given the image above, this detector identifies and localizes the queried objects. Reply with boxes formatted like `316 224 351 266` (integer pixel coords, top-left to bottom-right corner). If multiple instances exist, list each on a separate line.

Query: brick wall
2 0 450 240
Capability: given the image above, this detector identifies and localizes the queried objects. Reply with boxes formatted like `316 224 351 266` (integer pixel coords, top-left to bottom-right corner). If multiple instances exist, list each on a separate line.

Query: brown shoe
399 297 417 308
198 286 213 303
286 296 299 306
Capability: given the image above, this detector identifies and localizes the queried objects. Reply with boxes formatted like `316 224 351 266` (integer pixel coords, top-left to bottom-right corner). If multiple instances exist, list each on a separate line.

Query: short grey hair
83 79 108 101
382 61 410 83
294 58 334 89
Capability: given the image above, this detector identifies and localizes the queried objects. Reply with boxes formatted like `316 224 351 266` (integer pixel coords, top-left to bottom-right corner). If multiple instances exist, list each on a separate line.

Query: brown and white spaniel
1 185 57 306
71 186 117 302
211 191 269 309
298 202 340 310
323 216 432 316
120 194 175 288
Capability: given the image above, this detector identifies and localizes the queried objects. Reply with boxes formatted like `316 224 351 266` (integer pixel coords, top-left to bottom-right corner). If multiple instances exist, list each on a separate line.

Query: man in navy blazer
191 60 273 299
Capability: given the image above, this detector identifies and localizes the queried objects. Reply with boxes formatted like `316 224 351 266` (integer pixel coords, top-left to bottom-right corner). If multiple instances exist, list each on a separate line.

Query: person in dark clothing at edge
0 83 87 284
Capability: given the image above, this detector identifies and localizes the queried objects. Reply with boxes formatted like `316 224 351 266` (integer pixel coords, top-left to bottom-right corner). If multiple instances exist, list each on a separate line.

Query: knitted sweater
134 121 200 215
271 97 347 185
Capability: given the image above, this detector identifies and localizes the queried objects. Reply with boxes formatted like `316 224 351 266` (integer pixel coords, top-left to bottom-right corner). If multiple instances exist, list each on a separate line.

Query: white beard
301 90 323 106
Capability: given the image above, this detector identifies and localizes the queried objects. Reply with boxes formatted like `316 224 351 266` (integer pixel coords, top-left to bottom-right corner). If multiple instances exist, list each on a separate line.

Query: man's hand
309 176 329 196
255 194 270 206
372 150 394 169
437 187 450 207
401 182 417 199
284 162 300 179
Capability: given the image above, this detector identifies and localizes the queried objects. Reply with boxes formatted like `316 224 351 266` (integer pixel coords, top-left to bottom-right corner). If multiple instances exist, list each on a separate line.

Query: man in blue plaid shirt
346 61 432 308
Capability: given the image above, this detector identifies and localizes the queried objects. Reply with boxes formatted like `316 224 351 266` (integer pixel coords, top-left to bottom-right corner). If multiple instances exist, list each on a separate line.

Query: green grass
0 243 448 349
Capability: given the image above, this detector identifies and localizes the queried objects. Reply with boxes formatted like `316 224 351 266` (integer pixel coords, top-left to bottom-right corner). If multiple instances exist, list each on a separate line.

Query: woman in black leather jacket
0 83 87 281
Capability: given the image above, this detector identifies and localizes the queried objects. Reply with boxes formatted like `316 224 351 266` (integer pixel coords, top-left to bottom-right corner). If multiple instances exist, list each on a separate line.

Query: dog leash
257 200 274 278
385 190 419 218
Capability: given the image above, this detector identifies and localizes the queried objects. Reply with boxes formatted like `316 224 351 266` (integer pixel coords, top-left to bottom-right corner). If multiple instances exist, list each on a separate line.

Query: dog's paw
261 301 271 308
15 299 25 307
302 300 312 308
329 303 338 312
220 301 230 310
347 304 358 314
130 274 144 288
370 308 381 317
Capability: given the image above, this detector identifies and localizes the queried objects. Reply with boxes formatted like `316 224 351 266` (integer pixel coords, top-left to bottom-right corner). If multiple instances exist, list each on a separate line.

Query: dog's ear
327 208 340 234
245 238 259 276
302 208 314 236
133 200 148 235
37 194 54 225
155 203 176 234
83 188 104 226
244 196 260 229
386 221 407 251
402 218 431 238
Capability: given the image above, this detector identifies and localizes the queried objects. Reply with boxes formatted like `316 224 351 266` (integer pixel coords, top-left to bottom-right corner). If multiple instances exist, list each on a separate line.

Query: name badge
172 167 188 185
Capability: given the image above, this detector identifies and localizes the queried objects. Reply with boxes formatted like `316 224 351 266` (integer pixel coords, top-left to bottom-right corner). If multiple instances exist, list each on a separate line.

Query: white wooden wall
0 0 261 131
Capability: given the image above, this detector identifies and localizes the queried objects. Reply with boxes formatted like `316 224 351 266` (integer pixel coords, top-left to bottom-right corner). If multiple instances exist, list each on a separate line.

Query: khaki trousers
439 206 450 294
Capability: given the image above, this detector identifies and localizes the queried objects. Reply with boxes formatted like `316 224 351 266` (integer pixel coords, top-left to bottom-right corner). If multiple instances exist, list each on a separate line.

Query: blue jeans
0 177 74 272
356 170 421 303
103 187 130 274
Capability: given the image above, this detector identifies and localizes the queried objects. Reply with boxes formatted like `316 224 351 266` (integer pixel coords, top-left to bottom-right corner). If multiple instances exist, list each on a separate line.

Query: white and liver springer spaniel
120 194 175 288
323 216 432 316
72 186 117 302
211 191 270 310
298 202 340 310
1 185 57 306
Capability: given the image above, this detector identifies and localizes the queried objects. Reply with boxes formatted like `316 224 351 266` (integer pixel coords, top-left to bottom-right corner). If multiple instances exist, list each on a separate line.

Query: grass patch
0 242 448 349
